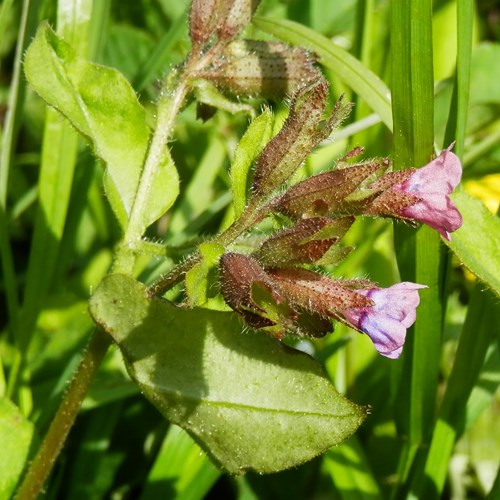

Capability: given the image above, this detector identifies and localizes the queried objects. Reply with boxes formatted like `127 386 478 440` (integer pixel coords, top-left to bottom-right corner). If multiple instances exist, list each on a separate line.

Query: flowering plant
6 0 499 498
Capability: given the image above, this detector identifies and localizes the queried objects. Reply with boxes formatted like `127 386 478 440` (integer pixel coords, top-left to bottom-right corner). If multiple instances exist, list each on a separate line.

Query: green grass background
1 0 499 498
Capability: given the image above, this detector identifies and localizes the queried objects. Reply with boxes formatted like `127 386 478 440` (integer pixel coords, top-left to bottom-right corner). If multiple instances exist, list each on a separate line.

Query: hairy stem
113 68 190 274
16 54 200 499
149 198 271 296
15 329 111 500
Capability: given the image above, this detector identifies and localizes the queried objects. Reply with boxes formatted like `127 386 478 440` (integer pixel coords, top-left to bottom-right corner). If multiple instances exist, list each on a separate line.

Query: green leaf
252 16 393 131
445 191 500 297
89 274 366 474
24 22 178 230
140 425 220 500
470 43 500 105
0 398 36 498
322 436 382 498
231 107 274 219
185 242 224 307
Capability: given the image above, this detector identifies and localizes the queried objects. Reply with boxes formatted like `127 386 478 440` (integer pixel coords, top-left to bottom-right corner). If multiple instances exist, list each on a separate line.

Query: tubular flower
342 282 427 359
389 146 463 240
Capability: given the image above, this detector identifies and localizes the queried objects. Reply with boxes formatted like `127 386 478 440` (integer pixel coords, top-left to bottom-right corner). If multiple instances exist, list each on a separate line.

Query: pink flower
342 282 427 359
392 146 463 240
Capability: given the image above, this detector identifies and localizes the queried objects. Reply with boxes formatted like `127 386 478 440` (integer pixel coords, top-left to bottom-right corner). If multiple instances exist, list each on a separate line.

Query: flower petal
343 282 426 359
393 146 463 240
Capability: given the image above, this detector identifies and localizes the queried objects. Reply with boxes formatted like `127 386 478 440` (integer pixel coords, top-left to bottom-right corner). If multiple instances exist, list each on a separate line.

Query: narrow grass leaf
134 7 188 91
390 0 440 492
140 425 220 500
168 137 226 235
0 0 40 329
420 284 498 497
443 0 474 156
89 274 367 474
252 16 393 131
322 436 382 498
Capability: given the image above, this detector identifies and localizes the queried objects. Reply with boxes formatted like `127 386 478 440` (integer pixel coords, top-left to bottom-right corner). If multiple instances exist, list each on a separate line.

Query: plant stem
16 55 196 500
15 328 111 500
113 68 190 274
149 198 270 297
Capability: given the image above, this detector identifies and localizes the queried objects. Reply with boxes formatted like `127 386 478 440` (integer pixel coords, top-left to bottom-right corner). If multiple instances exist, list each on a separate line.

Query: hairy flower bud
219 253 333 338
257 217 354 268
217 0 261 40
269 268 374 319
189 0 261 48
275 162 386 219
252 80 351 197
189 0 223 47
197 40 320 99
219 252 277 329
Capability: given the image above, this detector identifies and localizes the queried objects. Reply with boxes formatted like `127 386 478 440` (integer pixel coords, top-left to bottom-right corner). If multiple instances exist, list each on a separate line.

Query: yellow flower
464 174 500 213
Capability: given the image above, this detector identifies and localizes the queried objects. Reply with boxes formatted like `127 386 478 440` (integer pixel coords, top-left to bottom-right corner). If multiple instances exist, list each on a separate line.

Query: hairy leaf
185 242 224 307
24 22 179 231
89 274 366 474
231 107 274 218
0 398 36 498
445 191 500 297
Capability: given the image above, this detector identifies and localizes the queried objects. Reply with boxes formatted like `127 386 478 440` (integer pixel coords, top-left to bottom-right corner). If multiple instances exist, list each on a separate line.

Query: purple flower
392 146 463 240
342 282 427 359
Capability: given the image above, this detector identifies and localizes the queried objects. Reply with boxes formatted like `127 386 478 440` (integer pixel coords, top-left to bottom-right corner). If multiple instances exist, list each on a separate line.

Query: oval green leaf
24 22 178 231
89 274 366 474
445 191 500 297
0 398 36 498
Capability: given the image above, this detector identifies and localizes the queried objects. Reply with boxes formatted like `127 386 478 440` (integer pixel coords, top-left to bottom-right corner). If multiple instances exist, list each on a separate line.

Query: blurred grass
0 0 499 498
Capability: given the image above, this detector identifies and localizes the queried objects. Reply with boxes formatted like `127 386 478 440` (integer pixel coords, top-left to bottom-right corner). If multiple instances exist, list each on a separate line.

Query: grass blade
443 0 474 156
140 425 220 500
390 0 441 493
252 16 393 131
7 0 95 405
0 0 40 332
420 284 498 497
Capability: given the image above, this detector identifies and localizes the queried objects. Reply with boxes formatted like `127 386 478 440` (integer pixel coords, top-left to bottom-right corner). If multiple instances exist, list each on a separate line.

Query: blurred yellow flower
464 174 500 213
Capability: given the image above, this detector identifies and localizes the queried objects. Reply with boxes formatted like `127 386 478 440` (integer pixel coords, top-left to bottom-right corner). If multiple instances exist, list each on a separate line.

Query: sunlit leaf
89 274 366 474
185 242 224 307
24 22 178 231
0 398 36 498
231 107 274 218
445 191 500 297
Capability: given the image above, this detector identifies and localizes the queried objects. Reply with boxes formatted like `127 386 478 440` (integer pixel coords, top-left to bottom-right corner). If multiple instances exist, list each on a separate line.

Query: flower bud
217 0 261 40
257 216 354 268
197 40 320 99
275 161 385 219
189 0 223 47
269 268 374 319
219 252 277 329
252 80 351 197
219 253 332 338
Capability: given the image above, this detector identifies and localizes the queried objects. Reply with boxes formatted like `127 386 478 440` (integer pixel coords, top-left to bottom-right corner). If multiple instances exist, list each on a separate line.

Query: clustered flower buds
189 0 320 102
188 1 464 359
212 67 463 358
197 40 321 99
